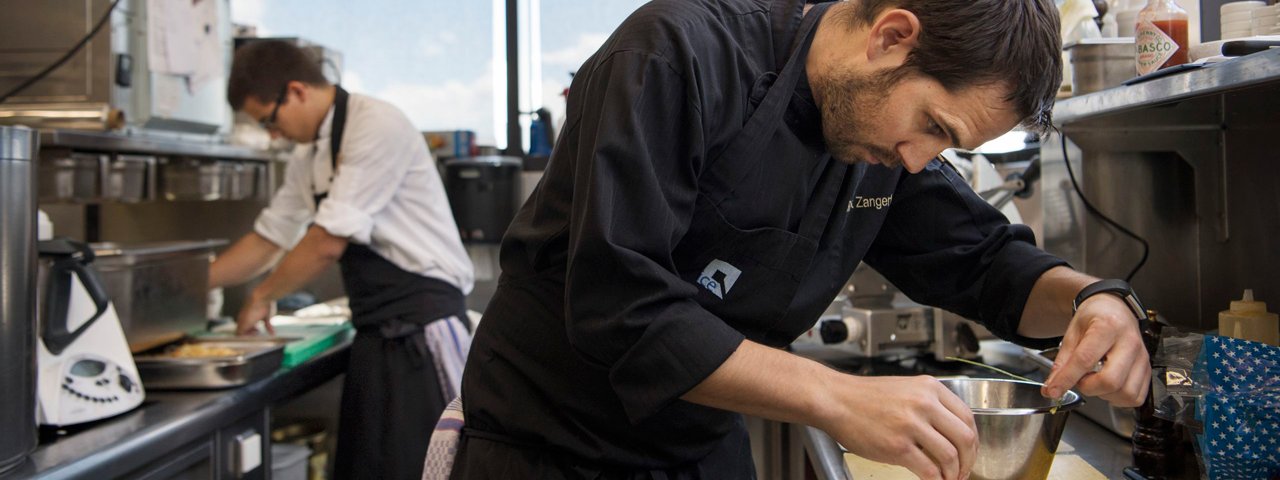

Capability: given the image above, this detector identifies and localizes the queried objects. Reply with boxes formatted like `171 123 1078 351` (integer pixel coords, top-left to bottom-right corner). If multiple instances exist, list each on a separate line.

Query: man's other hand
1042 294 1151 407
235 294 276 336
823 375 977 480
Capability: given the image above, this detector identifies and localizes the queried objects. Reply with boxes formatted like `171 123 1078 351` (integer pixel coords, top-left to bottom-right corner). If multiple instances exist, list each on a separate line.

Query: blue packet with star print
1192 335 1280 479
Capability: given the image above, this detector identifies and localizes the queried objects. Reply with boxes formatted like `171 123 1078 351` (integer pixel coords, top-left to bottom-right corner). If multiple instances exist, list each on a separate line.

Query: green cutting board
272 323 354 368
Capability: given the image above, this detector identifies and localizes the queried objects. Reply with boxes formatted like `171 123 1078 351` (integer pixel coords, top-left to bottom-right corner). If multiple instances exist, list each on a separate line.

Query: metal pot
0 125 39 474
1065 37 1137 95
939 378 1083 480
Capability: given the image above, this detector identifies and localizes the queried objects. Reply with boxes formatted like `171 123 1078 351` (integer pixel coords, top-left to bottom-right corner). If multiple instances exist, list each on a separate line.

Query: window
229 0 648 152
532 0 649 148
229 0 501 146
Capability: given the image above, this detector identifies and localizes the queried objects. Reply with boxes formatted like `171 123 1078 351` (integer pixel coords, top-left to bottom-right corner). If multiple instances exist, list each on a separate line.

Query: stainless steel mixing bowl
939 378 1083 480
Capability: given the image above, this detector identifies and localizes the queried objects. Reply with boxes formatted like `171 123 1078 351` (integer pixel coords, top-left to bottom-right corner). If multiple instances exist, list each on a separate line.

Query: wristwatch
1072 279 1148 321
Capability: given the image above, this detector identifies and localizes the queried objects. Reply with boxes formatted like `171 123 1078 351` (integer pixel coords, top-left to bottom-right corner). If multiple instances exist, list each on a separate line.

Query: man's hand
822 375 977 480
236 293 276 335
1041 294 1150 407
683 340 975 480
226 225 345 336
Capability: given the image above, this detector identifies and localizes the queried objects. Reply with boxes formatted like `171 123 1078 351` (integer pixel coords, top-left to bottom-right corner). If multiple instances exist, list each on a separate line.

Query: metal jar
939 378 1083 480
0 125 39 474
1065 37 1138 95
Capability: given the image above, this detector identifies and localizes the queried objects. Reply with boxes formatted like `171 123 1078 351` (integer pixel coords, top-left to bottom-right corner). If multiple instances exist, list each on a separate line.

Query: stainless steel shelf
39 130 272 162
1054 49 1280 124
1042 47 1280 332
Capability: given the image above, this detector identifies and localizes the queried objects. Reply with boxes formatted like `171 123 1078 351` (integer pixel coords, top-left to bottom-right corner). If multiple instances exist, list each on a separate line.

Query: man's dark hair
843 0 1062 133
227 40 329 110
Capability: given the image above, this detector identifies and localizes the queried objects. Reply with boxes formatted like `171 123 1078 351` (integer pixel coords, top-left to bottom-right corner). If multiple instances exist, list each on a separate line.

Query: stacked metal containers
0 125 38 473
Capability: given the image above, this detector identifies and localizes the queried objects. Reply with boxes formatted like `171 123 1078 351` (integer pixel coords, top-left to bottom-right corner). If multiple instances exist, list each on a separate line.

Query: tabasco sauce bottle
1135 0 1189 75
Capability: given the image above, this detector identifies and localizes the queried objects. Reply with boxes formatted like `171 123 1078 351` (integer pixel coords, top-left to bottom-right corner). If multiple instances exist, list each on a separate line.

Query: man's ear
286 80 307 103
865 9 921 67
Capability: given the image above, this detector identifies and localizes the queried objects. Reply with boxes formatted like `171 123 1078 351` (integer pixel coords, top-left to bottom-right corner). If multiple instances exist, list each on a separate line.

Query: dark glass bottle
1131 310 1176 479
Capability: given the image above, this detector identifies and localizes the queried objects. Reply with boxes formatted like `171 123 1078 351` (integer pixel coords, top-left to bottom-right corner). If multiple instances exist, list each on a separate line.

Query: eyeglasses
258 86 289 130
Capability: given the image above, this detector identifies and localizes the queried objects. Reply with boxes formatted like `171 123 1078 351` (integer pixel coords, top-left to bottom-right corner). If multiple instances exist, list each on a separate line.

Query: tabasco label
1136 20 1178 75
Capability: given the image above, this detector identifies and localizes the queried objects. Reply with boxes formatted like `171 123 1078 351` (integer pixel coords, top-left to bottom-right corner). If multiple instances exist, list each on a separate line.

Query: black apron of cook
454 2 900 478
677 16 901 349
318 86 467 480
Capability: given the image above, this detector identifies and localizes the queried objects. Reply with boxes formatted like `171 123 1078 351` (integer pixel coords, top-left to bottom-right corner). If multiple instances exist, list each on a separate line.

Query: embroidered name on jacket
848 195 893 211
698 259 742 299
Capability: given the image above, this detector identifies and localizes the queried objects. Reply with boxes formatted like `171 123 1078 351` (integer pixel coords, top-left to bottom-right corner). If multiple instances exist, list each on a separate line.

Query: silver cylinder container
1065 37 1138 96
0 125 38 473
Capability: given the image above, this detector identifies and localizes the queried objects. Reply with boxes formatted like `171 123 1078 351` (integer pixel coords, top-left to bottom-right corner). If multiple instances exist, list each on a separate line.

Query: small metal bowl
939 378 1083 480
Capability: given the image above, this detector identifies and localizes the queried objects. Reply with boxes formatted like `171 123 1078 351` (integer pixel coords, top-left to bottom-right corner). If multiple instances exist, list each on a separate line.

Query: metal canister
1065 37 1138 95
0 125 39 473
442 156 523 243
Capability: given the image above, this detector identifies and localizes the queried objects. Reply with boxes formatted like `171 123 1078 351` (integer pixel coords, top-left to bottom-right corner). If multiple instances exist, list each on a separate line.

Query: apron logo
698 260 742 299
848 195 893 211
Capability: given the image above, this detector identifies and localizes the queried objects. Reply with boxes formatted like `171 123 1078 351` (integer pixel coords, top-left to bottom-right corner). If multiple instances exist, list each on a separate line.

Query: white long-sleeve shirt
254 92 474 295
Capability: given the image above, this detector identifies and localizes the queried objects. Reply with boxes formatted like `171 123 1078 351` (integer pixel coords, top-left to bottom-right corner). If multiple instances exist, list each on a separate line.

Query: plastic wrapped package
1150 330 1280 478
1152 328 1206 427
1192 335 1280 479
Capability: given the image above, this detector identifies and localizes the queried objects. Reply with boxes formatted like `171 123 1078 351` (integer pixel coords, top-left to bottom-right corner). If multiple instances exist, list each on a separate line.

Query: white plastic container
271 443 311 480
37 210 52 241
1219 290 1279 346
1221 0 1265 16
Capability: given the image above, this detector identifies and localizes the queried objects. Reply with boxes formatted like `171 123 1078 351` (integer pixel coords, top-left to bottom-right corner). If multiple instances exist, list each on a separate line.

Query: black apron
452 3 901 478
674 13 847 347
679 11 900 350
319 86 468 480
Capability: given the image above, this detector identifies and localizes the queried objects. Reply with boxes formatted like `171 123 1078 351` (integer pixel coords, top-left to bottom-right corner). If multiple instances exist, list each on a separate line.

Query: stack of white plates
1223 1 1265 39
1253 4 1280 37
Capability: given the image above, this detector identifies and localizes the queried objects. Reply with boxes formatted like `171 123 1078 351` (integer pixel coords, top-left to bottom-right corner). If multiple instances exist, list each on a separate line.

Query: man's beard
812 66 908 168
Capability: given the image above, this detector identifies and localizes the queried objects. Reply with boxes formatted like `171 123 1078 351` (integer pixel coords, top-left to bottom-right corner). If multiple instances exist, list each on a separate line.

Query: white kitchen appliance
35 239 144 427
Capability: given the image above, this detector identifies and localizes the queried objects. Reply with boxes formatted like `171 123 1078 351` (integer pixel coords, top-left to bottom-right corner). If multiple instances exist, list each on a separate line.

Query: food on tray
166 343 240 358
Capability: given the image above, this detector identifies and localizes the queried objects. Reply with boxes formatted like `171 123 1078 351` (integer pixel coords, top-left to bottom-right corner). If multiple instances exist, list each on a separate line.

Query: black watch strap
1073 279 1148 321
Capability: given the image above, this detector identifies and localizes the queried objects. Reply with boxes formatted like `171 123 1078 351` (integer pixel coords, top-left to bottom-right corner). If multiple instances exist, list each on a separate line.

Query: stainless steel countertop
1054 49 1280 124
6 337 350 479
1060 409 1134 478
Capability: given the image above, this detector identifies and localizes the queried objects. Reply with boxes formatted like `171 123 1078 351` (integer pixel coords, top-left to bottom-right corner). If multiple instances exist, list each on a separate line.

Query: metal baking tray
134 337 294 390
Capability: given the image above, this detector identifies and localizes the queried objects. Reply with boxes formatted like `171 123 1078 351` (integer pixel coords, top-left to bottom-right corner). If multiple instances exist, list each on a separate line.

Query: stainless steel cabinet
127 439 217 480
118 409 270 480
1042 49 1280 330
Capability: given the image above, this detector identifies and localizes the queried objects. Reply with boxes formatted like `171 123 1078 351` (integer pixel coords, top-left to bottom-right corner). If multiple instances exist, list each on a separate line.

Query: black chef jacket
457 0 1067 474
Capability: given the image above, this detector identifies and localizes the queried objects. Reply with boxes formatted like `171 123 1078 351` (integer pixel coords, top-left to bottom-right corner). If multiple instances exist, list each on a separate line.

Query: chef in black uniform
453 1 1152 479
210 41 475 480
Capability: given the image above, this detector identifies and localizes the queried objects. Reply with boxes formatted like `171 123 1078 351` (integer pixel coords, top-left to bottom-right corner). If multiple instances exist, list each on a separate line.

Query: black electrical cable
0 0 122 104
1057 129 1149 282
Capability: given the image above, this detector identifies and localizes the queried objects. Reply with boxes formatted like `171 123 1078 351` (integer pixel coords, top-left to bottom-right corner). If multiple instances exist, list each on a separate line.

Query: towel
424 315 472 403
422 397 465 480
